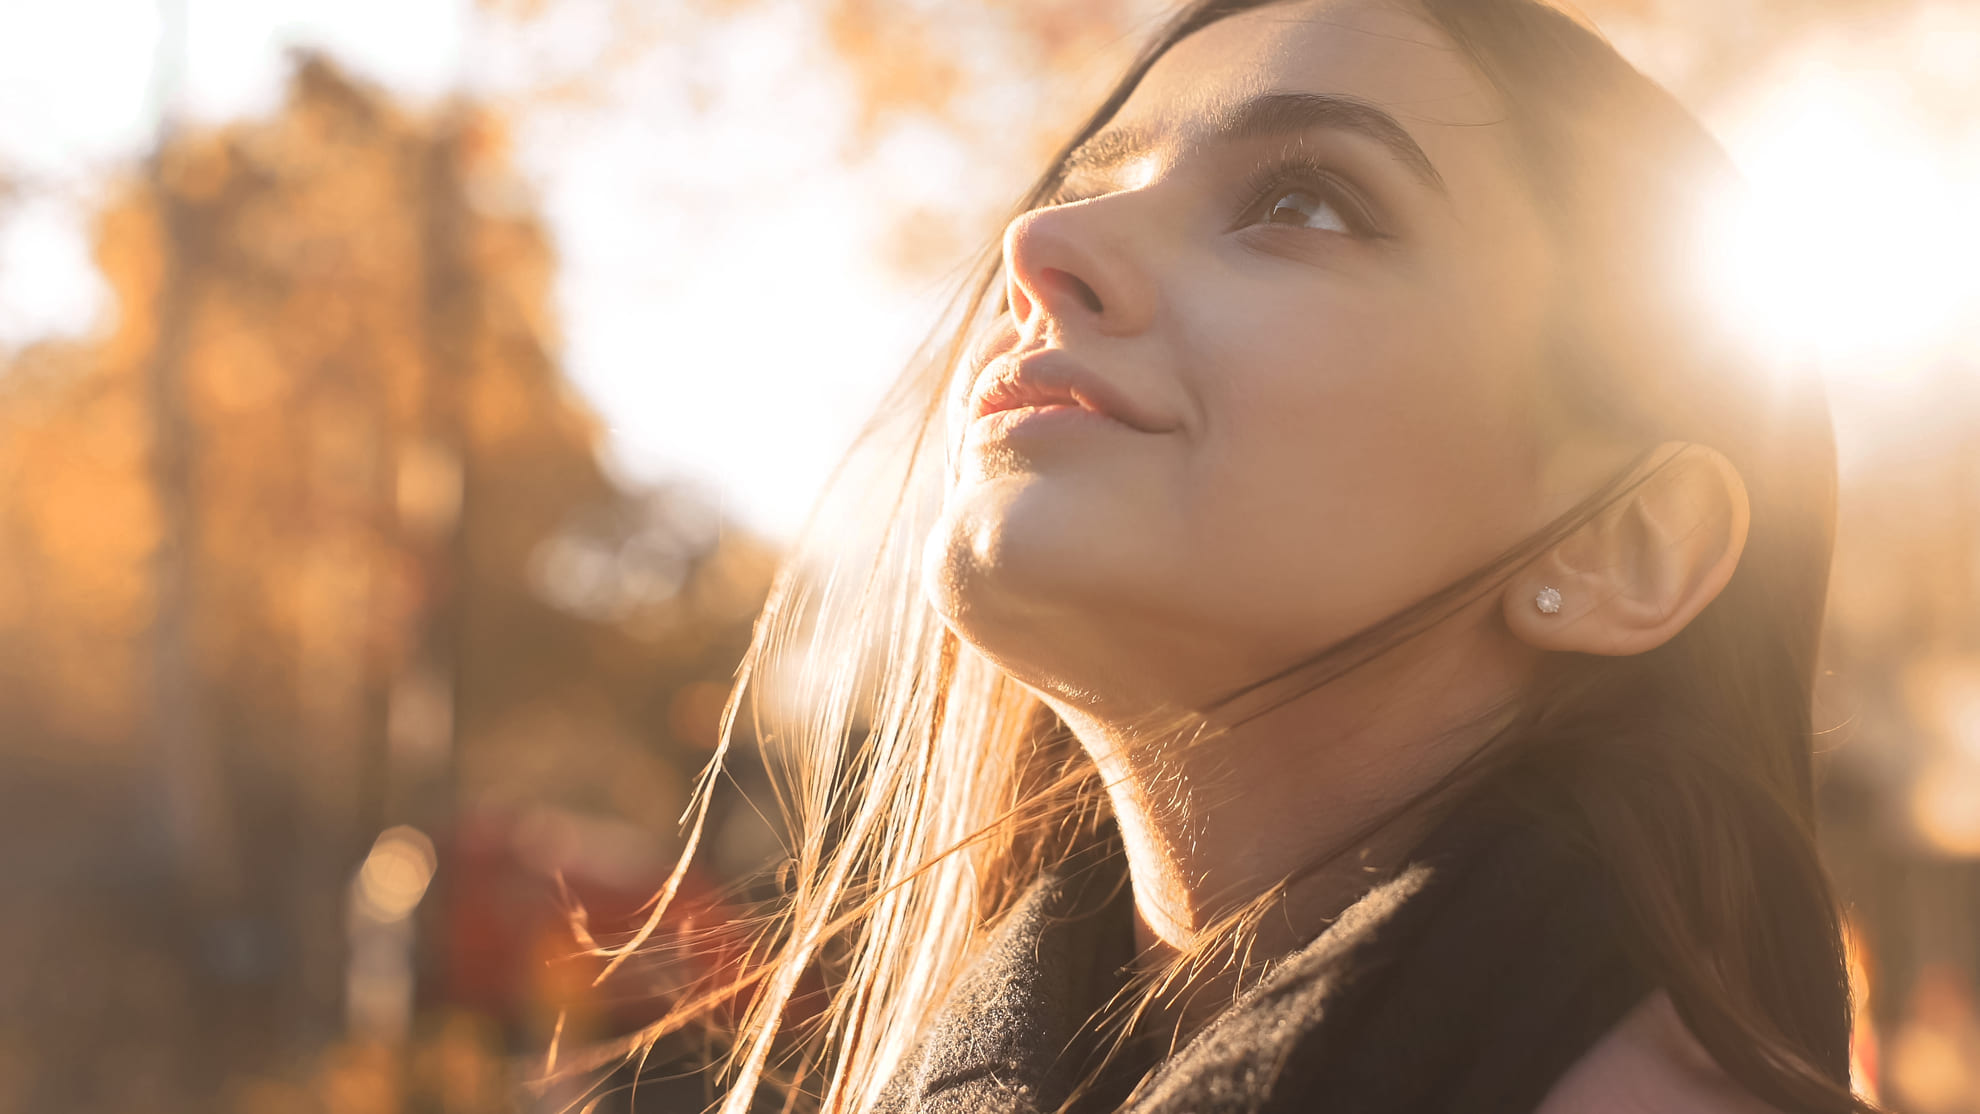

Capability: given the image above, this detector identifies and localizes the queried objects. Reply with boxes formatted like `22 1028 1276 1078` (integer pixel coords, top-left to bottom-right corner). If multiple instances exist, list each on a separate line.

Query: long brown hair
566 3 1870 1112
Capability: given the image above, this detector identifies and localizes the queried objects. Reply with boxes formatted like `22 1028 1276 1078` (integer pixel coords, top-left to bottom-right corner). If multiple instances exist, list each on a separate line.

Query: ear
1504 442 1751 657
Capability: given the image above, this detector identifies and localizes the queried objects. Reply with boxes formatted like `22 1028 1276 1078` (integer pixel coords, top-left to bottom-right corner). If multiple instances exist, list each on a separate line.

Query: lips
967 349 1172 434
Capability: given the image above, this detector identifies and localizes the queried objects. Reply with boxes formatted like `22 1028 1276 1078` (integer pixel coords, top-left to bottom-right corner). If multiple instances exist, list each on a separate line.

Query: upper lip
967 349 1172 433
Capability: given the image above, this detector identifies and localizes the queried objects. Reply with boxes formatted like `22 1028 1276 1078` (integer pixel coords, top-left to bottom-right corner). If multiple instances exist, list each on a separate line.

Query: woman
592 1 1872 1111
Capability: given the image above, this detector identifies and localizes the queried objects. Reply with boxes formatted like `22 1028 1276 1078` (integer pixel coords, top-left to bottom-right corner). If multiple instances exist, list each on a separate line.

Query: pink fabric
1535 991 1783 1114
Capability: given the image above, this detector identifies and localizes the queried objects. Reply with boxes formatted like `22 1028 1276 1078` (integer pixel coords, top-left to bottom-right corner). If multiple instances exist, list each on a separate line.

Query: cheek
1175 287 1541 645
1200 285 1498 504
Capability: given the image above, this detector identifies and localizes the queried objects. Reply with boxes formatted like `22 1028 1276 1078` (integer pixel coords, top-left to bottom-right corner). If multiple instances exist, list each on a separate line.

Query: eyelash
1038 153 1385 239
1234 155 1385 238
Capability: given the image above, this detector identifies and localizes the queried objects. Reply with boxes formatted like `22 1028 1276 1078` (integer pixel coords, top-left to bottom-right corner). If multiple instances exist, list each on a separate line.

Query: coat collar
876 801 1649 1114
873 835 1141 1114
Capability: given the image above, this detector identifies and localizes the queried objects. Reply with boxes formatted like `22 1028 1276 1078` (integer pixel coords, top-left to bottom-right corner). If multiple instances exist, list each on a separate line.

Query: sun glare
1704 26 1980 381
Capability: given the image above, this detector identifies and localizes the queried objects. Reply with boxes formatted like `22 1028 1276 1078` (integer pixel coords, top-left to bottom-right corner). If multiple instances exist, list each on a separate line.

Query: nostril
1044 267 1104 315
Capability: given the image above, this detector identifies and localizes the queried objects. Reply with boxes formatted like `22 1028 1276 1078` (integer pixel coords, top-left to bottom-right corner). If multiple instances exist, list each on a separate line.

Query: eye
1257 188 1351 233
1235 158 1383 238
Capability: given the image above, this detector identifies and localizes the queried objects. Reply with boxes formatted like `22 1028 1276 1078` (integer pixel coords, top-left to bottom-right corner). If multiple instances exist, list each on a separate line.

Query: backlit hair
561 4 1873 1112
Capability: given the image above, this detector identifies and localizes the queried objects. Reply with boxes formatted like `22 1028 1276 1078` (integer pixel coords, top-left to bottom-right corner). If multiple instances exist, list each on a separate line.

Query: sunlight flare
1706 44 1980 375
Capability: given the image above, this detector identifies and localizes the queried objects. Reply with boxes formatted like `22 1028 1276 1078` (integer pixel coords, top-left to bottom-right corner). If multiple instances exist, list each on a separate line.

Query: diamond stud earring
1535 586 1562 615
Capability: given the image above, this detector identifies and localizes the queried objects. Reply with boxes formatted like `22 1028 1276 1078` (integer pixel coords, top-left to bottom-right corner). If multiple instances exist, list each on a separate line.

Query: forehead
1115 0 1515 185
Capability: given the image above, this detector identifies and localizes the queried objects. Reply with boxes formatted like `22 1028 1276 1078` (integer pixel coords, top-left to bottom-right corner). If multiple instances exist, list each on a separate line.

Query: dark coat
873 804 1657 1114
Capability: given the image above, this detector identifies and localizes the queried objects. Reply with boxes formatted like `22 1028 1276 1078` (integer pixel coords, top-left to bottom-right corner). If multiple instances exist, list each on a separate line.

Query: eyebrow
1061 91 1448 196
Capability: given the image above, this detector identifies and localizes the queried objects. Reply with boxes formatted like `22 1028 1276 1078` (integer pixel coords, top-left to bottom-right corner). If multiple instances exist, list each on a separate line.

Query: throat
1049 647 1527 1020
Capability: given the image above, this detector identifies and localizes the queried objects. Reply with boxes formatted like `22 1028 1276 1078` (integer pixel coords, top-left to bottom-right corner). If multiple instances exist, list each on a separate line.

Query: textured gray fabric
871 803 1648 1114
872 847 1137 1114
1120 866 1432 1113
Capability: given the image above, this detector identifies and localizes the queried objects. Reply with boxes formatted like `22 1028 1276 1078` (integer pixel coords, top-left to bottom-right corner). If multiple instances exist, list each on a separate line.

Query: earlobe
1505 443 1751 657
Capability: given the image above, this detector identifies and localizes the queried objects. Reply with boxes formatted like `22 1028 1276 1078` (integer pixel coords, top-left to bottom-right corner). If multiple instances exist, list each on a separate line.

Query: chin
919 471 1187 692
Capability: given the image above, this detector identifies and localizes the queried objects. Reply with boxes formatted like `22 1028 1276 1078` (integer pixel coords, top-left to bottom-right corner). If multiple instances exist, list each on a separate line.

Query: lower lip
970 403 1124 440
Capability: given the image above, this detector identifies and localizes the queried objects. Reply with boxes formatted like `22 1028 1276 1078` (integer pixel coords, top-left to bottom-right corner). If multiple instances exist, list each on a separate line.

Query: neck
1047 616 1532 1027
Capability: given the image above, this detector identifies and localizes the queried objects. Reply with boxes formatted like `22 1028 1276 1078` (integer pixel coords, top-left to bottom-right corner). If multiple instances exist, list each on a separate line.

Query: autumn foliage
0 58 774 1110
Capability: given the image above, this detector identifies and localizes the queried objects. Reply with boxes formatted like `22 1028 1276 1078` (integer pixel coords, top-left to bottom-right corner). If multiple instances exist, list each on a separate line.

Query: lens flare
1704 18 1980 378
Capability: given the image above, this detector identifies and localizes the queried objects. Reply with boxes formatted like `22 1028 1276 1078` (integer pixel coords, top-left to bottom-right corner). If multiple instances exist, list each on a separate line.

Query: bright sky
0 0 951 541
1 1 1977 539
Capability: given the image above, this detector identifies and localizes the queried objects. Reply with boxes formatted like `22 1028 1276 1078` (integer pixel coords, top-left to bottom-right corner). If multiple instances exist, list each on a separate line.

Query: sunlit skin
922 0 1751 1019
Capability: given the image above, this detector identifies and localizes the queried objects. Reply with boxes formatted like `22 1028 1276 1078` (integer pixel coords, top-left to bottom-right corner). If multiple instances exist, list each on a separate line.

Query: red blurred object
437 809 735 1034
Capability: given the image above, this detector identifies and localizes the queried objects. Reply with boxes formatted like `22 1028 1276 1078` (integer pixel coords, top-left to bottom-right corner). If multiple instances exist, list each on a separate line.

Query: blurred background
0 0 1976 1110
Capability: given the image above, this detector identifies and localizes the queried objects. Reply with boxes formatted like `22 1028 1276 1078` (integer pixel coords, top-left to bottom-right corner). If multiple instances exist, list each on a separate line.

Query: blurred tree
0 56 774 1111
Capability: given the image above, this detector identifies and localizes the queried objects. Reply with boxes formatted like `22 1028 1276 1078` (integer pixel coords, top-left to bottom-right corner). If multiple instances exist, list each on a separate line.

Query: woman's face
924 0 1571 710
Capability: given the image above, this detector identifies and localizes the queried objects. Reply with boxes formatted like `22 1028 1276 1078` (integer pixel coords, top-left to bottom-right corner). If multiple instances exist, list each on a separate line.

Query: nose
1001 199 1158 340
